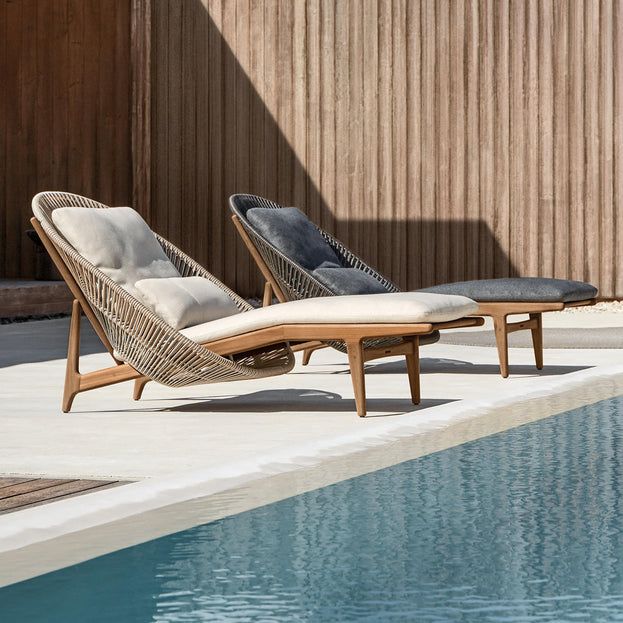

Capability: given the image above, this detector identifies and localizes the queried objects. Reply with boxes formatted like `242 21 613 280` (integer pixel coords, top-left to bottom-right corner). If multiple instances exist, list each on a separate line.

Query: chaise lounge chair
229 194 598 377
31 192 483 417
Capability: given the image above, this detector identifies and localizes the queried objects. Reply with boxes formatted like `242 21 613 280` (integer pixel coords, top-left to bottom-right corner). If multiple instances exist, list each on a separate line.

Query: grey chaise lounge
31 191 482 417
229 194 597 377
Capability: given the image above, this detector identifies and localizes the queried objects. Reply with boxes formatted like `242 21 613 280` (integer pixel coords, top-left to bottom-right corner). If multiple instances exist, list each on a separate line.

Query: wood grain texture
0 0 132 279
0 477 120 514
147 0 621 297
3 1 621 300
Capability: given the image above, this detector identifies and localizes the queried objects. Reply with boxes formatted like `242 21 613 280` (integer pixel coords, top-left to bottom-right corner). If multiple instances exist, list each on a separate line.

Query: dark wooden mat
0 477 121 514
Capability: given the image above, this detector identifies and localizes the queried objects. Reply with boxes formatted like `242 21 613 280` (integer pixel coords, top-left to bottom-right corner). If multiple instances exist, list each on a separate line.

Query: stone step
0 279 73 319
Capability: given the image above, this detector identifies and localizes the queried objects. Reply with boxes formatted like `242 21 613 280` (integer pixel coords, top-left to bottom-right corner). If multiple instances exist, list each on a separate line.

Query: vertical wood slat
420 0 436 288
131 0 152 221
465 0 480 281
0 0 6 274
615 0 623 297
405 0 421 289
493 0 510 278
478 0 495 281
585 0 600 288
334 0 350 246
234 0 250 295
362 0 379 271
207 0 224 282
449 0 466 284
539 1 555 278
600 0 615 297
392 0 408 289
553 0 570 279
509 0 525 279
525 0 539 278
568 0 585 286
435 0 451 286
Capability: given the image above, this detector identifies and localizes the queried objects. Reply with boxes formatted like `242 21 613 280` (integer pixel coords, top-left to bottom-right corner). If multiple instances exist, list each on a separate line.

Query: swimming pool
4 394 623 622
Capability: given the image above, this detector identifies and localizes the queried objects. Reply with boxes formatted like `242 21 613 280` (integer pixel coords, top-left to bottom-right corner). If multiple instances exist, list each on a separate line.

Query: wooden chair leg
302 347 315 366
262 282 273 307
300 342 327 366
529 312 544 370
492 314 510 378
405 336 421 405
62 300 82 413
133 377 150 400
345 339 367 417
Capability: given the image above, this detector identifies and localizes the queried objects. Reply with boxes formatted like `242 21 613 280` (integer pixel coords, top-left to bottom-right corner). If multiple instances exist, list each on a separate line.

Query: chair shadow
155 388 457 417
0 318 105 368
367 358 592 377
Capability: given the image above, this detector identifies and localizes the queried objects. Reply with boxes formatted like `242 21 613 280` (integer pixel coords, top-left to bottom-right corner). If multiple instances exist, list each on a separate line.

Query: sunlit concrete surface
1 313 622 481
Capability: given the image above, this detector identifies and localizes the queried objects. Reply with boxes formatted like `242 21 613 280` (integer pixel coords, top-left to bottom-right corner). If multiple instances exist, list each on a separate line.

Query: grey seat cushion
313 267 389 295
246 207 342 270
418 277 597 303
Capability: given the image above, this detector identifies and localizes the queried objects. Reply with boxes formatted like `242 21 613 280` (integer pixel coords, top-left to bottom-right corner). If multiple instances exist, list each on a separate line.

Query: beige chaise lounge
31 192 482 417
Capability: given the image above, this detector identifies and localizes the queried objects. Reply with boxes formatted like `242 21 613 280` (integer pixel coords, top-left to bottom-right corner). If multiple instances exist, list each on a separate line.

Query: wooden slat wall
149 0 622 298
3 0 619 297
0 0 132 279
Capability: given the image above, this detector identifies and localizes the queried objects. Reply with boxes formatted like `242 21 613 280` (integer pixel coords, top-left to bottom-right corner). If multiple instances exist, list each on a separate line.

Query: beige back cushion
135 277 240 330
51 207 180 297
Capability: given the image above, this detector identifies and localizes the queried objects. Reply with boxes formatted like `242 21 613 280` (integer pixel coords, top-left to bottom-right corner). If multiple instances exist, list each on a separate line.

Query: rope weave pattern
229 194 416 353
32 192 294 387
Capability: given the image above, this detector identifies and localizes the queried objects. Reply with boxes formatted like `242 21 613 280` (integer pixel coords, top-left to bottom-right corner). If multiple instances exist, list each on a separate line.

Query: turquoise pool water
4 395 623 622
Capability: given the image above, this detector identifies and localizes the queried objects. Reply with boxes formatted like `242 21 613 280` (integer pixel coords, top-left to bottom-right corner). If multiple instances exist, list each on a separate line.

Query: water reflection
4 396 623 622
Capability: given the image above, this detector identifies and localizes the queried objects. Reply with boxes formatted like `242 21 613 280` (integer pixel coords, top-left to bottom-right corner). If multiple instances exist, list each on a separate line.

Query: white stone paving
1 314 622 480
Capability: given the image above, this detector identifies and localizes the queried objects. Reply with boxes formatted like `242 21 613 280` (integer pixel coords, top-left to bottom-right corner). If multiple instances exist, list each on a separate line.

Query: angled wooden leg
61 300 144 412
405 336 421 405
262 282 273 307
492 314 510 378
345 339 367 417
529 312 543 370
301 342 327 366
63 300 82 413
302 347 315 366
133 377 150 400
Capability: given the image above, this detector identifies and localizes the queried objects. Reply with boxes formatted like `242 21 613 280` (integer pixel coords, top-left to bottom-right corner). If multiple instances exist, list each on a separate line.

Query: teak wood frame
232 214 597 377
31 217 482 417
476 299 596 377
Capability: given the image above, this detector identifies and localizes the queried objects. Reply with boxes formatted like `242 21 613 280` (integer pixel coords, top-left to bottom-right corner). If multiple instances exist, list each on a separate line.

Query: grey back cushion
246 207 341 270
313 267 389 295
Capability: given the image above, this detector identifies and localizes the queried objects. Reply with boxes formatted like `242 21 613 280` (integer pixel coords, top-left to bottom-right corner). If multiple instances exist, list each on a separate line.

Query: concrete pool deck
1 311 623 585
1 311 622 481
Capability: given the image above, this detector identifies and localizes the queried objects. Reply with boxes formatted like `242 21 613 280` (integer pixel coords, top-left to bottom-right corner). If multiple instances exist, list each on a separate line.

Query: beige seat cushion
135 276 241 330
51 207 180 296
181 292 478 343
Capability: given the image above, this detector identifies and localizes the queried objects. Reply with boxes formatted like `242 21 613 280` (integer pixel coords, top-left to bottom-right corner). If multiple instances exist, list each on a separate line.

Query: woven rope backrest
32 192 294 386
229 193 399 302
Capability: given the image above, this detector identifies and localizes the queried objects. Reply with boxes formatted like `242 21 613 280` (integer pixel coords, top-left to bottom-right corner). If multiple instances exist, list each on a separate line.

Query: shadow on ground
368 358 592 377
0 318 104 368
440 328 623 349
138 389 459 417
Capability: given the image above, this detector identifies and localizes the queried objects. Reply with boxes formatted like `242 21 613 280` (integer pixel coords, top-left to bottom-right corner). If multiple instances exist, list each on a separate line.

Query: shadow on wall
151 1 517 297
